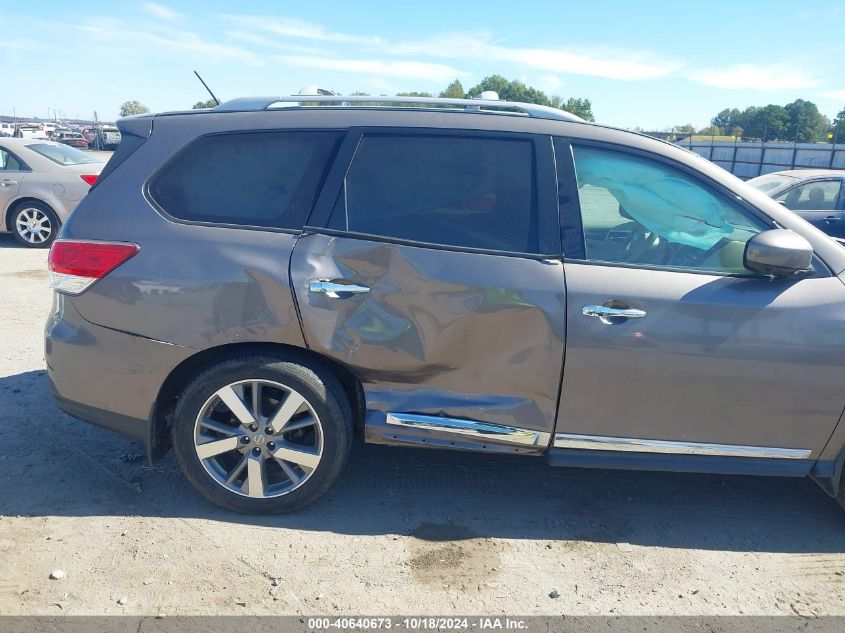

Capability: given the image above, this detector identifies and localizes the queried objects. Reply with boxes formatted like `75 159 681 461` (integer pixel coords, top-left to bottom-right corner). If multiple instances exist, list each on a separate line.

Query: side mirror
744 229 814 277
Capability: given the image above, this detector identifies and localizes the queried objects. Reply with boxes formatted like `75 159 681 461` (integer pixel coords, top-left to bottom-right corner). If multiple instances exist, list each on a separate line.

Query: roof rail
213 95 586 123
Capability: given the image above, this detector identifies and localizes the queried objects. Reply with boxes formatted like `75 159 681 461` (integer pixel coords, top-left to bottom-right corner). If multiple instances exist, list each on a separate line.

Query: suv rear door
291 128 565 451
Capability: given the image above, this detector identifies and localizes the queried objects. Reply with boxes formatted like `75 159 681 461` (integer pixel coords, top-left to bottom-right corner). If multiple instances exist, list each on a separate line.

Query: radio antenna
193 70 220 106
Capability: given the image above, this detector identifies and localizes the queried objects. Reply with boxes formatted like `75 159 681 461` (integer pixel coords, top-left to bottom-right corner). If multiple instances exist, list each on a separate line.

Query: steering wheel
624 225 661 264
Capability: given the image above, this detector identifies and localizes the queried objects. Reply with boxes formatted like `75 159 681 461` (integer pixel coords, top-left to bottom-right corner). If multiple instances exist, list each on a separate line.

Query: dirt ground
0 233 844 616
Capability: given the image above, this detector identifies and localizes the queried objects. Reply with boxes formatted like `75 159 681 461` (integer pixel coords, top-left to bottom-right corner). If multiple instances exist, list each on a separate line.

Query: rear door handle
824 216 841 224
1 180 18 187
582 305 647 320
308 279 370 299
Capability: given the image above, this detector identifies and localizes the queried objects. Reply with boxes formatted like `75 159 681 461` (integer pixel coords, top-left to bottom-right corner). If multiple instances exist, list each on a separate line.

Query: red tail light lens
80 174 98 186
48 240 139 295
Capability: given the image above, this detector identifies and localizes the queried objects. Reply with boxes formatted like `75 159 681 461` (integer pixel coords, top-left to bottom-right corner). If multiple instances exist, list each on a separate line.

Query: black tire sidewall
172 356 352 514
12 201 59 248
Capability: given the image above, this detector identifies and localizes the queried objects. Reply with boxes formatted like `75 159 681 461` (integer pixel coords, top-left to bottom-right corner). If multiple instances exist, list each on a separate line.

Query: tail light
48 240 139 295
80 174 98 186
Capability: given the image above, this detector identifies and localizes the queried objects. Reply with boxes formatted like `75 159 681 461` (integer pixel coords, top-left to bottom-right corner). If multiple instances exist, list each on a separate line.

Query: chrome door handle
1 180 18 187
308 280 370 299
582 305 646 320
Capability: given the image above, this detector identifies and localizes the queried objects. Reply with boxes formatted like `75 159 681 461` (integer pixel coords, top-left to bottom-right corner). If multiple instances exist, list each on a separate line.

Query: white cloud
388 33 682 81
143 3 183 21
688 63 821 91
224 30 331 57
222 15 383 46
0 37 48 51
76 20 259 63
220 17 678 82
820 89 845 101
275 55 467 81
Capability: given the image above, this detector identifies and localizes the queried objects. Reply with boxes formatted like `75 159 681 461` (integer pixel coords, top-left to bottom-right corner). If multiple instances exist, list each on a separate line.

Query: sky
1 0 843 129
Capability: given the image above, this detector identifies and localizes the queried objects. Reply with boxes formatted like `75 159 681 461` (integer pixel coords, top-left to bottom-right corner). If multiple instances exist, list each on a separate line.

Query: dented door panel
290 233 566 439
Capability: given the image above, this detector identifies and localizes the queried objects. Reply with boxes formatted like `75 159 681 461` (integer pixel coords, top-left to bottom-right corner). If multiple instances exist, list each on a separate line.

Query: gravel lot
0 234 844 616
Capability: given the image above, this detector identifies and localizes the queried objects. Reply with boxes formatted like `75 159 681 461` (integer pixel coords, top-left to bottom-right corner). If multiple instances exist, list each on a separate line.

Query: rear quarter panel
59 115 306 351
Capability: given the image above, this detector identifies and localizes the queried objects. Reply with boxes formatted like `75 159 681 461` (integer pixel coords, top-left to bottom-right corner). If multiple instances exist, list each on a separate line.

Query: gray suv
45 95 845 514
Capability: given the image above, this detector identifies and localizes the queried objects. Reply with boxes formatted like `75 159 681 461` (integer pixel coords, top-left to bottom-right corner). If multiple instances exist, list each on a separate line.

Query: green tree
698 125 722 136
747 104 788 140
712 108 740 130
119 100 150 117
467 75 551 105
192 99 217 109
831 107 845 144
784 99 830 143
558 97 594 122
439 79 465 99
467 75 594 120
675 123 696 134
396 91 434 108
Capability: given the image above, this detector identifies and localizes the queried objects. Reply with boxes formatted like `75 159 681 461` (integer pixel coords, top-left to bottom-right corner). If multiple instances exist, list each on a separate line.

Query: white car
98 126 121 150
0 138 105 247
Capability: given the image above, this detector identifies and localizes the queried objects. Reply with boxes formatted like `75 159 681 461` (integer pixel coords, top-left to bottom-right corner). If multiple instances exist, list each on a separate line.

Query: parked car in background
53 132 89 149
45 94 845 515
81 127 97 148
747 170 845 238
97 126 121 150
14 124 49 140
0 138 104 246
0 123 14 137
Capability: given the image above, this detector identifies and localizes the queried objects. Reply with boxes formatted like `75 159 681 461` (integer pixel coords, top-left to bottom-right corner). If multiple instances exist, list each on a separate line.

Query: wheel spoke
278 415 318 434
275 458 303 485
252 381 262 419
268 392 306 432
199 418 242 436
196 436 240 459
244 452 267 498
216 385 256 426
272 443 320 469
226 452 249 485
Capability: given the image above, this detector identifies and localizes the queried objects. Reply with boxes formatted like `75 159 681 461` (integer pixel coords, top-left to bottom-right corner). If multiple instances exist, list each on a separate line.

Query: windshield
747 174 796 193
26 143 100 166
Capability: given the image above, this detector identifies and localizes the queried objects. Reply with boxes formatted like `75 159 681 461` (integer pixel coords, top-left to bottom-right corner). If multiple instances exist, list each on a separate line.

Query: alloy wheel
15 207 53 245
193 379 324 498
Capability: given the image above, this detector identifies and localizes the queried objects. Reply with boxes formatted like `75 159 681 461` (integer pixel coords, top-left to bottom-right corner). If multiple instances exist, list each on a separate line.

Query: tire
171 354 353 514
11 201 60 248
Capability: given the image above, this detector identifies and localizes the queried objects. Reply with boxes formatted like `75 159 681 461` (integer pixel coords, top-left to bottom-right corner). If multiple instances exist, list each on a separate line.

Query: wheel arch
148 341 365 462
4 197 57 231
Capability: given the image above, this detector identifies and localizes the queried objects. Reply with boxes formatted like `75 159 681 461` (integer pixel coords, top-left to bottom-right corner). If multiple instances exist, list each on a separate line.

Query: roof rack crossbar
213 95 585 123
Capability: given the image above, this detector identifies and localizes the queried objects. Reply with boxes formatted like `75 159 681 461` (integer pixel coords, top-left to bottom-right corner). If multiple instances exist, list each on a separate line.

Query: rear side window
0 149 24 171
149 131 342 230
329 134 538 253
774 180 842 211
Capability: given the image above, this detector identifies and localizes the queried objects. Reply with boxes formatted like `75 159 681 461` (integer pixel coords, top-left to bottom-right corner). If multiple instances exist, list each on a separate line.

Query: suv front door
552 139 845 474
291 128 565 452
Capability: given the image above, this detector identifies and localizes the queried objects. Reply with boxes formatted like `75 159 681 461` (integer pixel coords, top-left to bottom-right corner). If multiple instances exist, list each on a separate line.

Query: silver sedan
0 138 105 247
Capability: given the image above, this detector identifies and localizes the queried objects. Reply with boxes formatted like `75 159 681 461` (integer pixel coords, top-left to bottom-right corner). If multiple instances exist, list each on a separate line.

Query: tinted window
27 143 100 166
572 145 769 273
331 134 537 253
150 131 342 229
774 180 842 211
0 149 23 171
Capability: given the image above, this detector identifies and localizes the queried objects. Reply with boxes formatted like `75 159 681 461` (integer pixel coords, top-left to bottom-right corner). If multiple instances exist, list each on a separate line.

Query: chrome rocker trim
386 413 550 448
552 433 811 459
